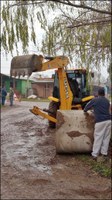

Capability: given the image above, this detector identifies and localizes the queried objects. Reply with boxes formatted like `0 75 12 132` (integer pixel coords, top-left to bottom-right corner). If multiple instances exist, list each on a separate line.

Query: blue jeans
2 96 6 105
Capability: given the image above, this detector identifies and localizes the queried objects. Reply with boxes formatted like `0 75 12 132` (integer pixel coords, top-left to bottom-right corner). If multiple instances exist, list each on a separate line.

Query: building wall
0 74 13 91
1 74 32 97
21 79 32 97
32 82 53 98
15 79 32 97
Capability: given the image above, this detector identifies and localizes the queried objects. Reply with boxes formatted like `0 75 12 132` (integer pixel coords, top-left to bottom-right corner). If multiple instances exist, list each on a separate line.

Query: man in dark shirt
84 87 111 161
1 86 7 105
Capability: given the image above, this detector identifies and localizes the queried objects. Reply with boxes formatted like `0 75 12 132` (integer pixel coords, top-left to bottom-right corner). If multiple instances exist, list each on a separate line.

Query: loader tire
48 101 59 128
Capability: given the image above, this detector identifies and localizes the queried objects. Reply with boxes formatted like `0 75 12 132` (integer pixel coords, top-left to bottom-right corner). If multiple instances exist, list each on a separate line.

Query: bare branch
67 19 111 28
47 0 111 15
54 42 110 49
5 0 46 10
5 0 111 15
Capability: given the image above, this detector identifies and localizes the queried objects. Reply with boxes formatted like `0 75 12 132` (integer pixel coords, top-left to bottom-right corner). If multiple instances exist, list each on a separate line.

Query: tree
1 0 111 72
107 61 112 82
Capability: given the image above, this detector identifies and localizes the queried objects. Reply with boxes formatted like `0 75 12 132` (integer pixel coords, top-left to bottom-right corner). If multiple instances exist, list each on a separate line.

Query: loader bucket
55 110 95 153
10 54 43 77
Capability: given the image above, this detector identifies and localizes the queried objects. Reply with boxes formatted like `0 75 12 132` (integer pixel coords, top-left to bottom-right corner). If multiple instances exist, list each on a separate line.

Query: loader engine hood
10 54 43 77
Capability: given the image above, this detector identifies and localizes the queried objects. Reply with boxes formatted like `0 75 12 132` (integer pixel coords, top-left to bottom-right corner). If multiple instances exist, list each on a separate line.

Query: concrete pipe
55 110 95 153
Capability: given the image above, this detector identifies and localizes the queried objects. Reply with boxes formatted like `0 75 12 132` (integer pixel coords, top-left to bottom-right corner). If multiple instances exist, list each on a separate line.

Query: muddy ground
1 101 111 199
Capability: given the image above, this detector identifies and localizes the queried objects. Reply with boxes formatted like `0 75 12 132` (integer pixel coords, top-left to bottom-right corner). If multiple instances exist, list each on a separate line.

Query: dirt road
1 101 111 199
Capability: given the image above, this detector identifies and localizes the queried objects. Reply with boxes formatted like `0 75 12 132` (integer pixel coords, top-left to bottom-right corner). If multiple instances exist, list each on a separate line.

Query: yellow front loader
10 54 95 153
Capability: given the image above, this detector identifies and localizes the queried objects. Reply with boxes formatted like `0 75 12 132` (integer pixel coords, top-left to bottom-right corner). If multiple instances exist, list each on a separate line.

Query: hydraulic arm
10 54 70 123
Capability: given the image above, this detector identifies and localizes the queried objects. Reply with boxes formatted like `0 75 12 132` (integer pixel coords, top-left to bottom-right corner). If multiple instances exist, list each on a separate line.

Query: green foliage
1 1 30 54
21 98 50 102
1 0 111 77
77 154 111 178
108 61 112 82
92 162 111 178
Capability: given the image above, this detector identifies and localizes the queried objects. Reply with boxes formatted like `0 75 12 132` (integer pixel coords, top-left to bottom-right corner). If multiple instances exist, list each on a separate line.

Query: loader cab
66 69 90 98
52 71 60 98
52 68 93 100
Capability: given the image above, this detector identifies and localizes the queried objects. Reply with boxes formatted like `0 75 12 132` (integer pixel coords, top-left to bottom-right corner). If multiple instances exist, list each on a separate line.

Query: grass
21 98 50 102
76 154 111 178
0 98 50 109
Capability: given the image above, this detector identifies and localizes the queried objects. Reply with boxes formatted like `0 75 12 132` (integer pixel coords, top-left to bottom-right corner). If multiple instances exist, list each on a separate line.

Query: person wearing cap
84 87 111 161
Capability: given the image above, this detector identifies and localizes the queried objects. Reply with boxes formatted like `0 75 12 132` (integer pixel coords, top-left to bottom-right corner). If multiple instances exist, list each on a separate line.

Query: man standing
1 86 7 105
9 87 14 106
84 87 111 161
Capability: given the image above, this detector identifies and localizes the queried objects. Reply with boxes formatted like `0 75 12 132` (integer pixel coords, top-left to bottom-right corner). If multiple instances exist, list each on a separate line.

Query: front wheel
48 101 59 128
